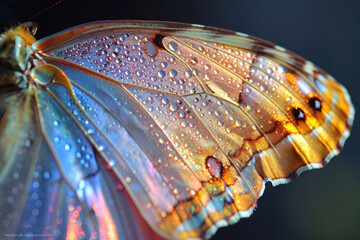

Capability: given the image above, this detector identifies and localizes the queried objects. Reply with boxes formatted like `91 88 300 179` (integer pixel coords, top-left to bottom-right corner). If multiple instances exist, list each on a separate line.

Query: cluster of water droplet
51 33 203 96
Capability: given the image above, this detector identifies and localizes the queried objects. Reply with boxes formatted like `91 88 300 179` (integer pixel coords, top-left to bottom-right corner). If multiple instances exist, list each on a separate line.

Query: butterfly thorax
0 26 74 99
0 27 36 90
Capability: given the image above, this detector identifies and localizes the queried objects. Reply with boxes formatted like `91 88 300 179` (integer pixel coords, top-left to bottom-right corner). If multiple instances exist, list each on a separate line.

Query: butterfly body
0 21 354 240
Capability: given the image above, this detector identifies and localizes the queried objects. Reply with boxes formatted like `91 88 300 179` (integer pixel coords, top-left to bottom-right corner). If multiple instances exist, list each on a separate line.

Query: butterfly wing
0 21 354 240
0 77 156 239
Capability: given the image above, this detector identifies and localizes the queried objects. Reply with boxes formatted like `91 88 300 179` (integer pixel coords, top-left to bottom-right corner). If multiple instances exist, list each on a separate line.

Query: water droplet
43 171 50 180
24 139 31 147
53 120 59 127
32 192 38 200
13 172 19 180
179 111 186 118
64 144 71 151
161 97 169 105
204 74 210 81
168 41 178 51
161 61 168 68
181 120 189 128
136 70 143 76
169 69 178 78
169 103 179 112
157 70 166 78
79 180 85 190
54 137 60 143
185 70 192 78
190 57 198 65
33 181 39 189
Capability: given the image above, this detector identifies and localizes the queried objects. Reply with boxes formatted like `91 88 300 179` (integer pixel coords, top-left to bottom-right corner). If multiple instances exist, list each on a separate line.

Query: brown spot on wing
152 34 165 50
143 34 166 57
205 156 223 178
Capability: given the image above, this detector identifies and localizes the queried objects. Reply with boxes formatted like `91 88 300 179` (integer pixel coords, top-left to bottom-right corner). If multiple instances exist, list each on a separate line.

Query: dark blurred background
1 0 359 239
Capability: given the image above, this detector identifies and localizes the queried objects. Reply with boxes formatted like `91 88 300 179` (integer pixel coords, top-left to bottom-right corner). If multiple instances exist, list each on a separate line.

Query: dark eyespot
308 97 322 111
293 108 306 121
152 34 165 50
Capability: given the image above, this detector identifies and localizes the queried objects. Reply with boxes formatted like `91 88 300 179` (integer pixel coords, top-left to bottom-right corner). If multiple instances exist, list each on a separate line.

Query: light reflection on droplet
64 144 71 151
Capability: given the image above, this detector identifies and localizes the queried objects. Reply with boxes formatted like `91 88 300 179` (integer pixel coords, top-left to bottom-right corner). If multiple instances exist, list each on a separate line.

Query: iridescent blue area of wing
14 139 96 239
47 58 202 199
37 88 99 188
0 93 41 235
46 82 176 220
0 87 167 239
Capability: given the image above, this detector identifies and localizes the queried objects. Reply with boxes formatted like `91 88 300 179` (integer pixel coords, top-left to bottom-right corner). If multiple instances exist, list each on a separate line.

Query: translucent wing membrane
0 21 354 239
0 84 160 240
